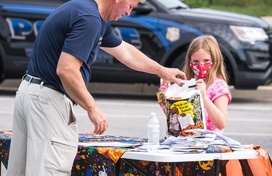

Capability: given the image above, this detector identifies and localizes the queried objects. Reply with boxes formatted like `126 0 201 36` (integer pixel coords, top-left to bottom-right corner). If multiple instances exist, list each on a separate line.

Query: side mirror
132 3 155 15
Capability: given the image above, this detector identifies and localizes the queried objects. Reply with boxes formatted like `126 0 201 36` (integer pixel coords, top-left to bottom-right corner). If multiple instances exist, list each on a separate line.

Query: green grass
206 5 272 17
184 0 272 17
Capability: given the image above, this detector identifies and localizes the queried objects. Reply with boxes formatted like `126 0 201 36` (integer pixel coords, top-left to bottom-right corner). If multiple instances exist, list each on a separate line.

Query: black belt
23 75 61 93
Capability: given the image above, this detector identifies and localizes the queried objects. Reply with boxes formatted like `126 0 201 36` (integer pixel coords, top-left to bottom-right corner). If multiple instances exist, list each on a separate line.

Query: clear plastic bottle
147 112 160 152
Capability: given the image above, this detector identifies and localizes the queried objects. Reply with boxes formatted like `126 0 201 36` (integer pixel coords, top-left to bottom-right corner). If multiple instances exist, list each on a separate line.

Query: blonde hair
183 35 228 87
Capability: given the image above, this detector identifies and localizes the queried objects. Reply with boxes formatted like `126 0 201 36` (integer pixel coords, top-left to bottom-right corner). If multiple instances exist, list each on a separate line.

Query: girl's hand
195 79 207 97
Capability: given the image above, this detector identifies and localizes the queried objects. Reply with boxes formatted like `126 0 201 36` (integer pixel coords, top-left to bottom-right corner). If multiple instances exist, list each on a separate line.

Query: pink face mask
190 62 212 79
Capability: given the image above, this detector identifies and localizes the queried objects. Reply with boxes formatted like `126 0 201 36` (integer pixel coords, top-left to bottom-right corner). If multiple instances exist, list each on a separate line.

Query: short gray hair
140 0 146 3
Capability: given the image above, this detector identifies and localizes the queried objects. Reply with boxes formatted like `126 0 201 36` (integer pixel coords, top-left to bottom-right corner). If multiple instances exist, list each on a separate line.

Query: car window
155 0 188 9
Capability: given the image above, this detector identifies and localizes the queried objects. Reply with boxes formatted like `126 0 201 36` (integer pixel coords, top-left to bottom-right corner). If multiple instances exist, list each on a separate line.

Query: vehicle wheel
171 51 187 71
0 69 4 84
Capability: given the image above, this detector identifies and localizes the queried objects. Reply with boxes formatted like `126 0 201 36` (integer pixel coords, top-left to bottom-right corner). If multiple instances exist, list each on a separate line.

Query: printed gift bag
157 79 206 137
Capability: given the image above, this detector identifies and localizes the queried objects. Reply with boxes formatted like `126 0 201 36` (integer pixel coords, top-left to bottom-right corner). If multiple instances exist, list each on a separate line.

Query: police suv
0 0 272 89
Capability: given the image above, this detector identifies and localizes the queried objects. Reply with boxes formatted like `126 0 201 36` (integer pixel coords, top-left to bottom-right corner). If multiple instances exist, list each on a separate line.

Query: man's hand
159 67 187 85
87 106 108 135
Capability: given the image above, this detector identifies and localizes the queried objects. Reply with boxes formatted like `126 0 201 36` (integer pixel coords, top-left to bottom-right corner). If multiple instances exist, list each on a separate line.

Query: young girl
183 35 232 134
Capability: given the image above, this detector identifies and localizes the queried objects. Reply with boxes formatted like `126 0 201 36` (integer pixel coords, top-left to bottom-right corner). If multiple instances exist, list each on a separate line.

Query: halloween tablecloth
1 131 271 176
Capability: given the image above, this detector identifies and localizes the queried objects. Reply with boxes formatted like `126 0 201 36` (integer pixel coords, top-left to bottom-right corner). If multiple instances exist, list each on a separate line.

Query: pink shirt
205 78 232 134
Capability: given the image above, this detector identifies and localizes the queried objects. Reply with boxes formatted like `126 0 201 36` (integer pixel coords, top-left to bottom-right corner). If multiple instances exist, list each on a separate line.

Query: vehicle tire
0 73 4 84
171 51 187 71
0 65 4 84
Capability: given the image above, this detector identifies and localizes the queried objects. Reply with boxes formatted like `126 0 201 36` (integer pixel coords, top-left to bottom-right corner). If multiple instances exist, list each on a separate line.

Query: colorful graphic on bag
166 91 205 137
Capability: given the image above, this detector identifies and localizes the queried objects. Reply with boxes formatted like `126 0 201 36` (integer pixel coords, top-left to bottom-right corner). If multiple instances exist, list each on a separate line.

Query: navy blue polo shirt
27 0 122 99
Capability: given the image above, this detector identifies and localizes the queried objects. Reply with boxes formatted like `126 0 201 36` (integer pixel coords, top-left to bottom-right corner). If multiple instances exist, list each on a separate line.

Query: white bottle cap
150 112 156 116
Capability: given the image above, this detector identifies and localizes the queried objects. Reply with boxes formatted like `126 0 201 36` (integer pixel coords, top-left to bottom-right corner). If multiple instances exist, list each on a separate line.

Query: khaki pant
7 78 78 176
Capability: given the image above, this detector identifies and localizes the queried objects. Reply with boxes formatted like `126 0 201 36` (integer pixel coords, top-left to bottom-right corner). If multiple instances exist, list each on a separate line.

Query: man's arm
101 41 186 84
56 51 108 135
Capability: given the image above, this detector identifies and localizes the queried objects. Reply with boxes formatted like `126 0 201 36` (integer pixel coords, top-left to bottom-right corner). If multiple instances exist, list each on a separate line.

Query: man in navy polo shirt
7 0 186 175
